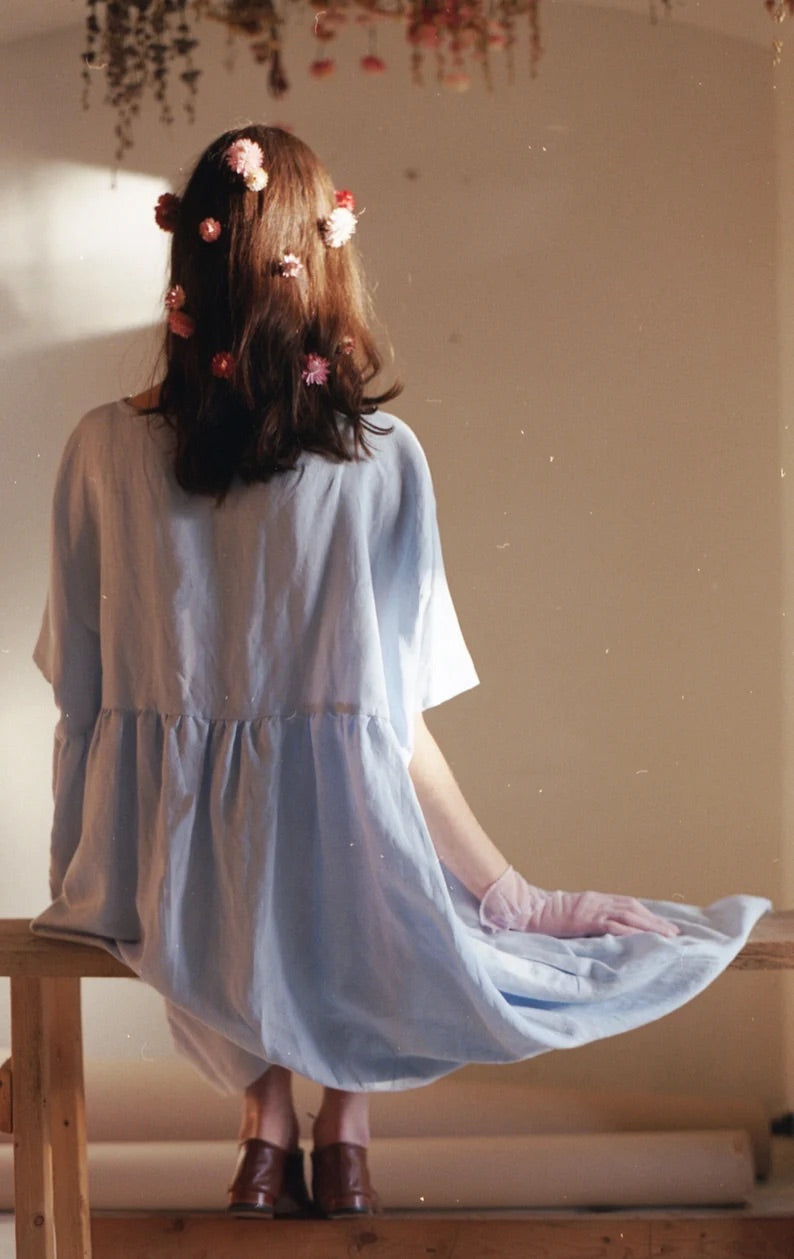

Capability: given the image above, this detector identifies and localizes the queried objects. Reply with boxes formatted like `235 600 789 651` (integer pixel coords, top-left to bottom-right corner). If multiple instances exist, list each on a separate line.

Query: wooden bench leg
10 976 54 1259
45 977 92 1259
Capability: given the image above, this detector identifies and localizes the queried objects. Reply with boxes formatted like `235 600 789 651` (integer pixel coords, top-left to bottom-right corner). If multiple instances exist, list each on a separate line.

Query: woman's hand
479 866 680 939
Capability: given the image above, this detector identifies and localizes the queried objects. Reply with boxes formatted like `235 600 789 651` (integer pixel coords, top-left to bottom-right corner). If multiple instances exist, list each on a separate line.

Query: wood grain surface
88 1213 794 1259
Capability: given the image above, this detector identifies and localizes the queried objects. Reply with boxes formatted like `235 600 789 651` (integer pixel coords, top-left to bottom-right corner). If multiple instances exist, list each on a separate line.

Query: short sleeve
34 419 103 896
415 484 479 712
34 420 102 733
367 420 479 754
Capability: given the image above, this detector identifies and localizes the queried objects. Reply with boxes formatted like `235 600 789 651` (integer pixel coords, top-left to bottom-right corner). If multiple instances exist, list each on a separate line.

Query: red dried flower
360 55 386 74
199 217 222 242
154 193 181 232
211 351 236 379
310 58 336 79
167 310 195 339
335 189 355 212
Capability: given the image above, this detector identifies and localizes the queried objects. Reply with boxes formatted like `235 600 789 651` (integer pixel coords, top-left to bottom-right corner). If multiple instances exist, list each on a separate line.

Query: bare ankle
238 1066 299 1148
313 1089 370 1149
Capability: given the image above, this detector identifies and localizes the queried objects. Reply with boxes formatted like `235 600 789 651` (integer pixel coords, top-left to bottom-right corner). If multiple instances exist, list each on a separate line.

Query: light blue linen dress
32 400 770 1093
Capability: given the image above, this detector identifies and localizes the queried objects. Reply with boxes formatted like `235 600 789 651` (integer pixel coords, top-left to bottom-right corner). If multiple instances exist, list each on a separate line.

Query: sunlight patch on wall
0 162 168 357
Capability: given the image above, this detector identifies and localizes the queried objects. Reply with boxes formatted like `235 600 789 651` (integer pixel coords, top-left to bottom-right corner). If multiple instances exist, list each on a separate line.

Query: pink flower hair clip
155 193 181 232
225 138 269 192
211 351 236 380
320 190 357 249
199 217 222 242
302 353 330 386
278 253 304 279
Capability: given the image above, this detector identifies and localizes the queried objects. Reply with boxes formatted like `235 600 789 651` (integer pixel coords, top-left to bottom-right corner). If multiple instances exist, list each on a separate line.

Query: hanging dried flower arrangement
88 1 794 165
83 1 202 161
81 0 547 160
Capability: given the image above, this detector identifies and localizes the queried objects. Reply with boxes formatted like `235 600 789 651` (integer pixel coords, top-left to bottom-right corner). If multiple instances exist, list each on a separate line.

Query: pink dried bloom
199 217 222 242
164 285 186 311
302 353 330 386
225 138 265 179
320 206 357 248
154 192 181 232
339 335 355 356
167 310 195 339
279 253 304 278
310 58 336 79
443 70 472 93
211 351 236 379
408 23 439 48
360 54 386 74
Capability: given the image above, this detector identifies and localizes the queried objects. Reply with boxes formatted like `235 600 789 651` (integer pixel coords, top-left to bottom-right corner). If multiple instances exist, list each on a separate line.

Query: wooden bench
1 912 793 1259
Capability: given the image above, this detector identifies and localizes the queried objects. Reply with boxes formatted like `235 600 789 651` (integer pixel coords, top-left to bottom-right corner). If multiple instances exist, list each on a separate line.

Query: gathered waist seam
93 704 387 726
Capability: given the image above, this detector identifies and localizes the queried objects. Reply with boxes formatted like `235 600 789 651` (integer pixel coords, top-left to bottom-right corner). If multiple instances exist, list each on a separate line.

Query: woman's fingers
604 905 680 938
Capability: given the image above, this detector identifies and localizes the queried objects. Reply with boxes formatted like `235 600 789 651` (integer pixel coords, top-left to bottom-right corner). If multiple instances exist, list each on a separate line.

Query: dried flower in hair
320 206 357 249
199 217 222 242
279 253 304 278
335 189 356 211
211 351 236 379
164 285 186 311
155 193 181 232
225 138 268 192
339 336 355 356
167 310 195 339
245 167 269 193
302 353 330 386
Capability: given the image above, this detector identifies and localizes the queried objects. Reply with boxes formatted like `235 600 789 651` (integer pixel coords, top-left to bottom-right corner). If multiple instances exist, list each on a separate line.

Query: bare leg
312 1088 370 1149
238 1064 300 1148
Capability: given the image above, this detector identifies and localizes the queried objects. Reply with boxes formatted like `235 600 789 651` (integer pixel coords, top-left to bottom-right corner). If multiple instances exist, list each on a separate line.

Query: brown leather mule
228 1138 312 1218
311 1142 378 1217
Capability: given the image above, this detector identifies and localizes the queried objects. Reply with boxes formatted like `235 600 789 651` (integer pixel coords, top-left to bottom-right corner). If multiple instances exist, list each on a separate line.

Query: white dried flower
320 206 357 248
244 167 269 193
279 253 304 278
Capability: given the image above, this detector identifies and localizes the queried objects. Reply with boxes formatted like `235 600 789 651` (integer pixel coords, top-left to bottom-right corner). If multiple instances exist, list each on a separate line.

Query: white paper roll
0 1129 755 1211
0 1055 767 1172
368 1130 755 1209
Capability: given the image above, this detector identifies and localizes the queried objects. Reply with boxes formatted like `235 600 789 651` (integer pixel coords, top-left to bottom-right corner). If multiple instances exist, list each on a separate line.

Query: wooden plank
0 1057 11 1133
45 977 92 1259
730 910 794 970
651 1216 794 1257
89 1214 794 1259
0 922 134 979
10 977 54 1259
0 912 793 978
91 1214 653 1258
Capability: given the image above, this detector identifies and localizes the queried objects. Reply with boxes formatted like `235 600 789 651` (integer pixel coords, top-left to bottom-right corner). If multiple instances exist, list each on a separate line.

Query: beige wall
1 3 789 1112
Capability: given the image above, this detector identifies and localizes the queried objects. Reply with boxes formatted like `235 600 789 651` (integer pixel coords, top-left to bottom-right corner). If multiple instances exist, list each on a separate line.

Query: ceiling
0 0 771 48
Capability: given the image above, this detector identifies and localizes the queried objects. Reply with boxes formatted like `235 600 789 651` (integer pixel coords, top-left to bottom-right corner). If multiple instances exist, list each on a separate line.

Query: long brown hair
156 125 400 499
